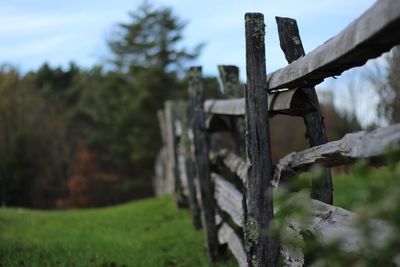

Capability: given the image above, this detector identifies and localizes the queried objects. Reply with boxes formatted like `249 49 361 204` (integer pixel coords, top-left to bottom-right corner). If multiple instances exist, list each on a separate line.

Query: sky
0 0 377 75
0 0 380 125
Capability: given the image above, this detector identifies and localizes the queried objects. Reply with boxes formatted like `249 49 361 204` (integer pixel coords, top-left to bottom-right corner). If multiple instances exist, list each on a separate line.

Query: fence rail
154 1 400 266
203 88 313 117
267 0 400 90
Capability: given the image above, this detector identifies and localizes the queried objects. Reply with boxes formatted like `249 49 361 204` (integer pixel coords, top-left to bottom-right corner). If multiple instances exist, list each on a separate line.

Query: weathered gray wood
188 66 221 261
211 172 303 266
204 98 244 115
273 123 400 186
244 13 279 267
204 88 308 116
276 16 333 204
267 0 400 90
153 148 168 196
212 177 395 266
177 154 189 197
218 223 248 267
182 99 202 229
185 157 202 229
218 65 243 98
164 102 180 198
217 150 247 185
285 195 394 256
212 173 242 227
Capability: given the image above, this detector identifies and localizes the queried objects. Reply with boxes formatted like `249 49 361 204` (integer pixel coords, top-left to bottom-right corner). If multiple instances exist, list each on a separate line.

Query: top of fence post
218 65 243 98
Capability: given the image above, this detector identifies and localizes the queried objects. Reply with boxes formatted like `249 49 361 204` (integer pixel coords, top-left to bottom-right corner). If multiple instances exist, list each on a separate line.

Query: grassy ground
0 196 237 267
1 162 398 267
333 161 399 210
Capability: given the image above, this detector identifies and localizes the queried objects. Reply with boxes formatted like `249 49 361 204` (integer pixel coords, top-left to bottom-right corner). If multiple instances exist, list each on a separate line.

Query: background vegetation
0 3 206 208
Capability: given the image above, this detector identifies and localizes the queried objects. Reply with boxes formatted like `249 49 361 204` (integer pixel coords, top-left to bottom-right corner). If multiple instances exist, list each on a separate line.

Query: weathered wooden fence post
188 66 221 261
153 110 168 196
218 65 243 98
165 101 185 207
182 100 202 229
157 110 168 151
244 13 279 267
218 65 246 158
276 17 333 204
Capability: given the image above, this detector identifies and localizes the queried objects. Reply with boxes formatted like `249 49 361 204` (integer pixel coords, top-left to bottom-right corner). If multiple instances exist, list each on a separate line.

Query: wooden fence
154 0 400 266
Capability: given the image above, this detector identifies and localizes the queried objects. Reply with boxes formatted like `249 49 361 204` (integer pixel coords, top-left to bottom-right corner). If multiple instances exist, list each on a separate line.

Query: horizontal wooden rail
204 98 244 116
217 150 247 185
218 223 247 267
204 88 313 117
288 196 393 255
273 123 400 186
212 173 243 227
267 0 400 90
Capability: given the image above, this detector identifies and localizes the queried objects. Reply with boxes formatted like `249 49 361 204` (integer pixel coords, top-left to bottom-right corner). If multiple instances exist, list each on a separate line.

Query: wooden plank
244 13 279 267
212 173 243 227
284 196 394 255
267 0 400 90
273 123 400 186
204 89 317 133
188 66 221 261
177 154 189 197
218 223 248 267
276 16 333 204
153 148 168 196
203 89 300 116
217 150 247 185
204 98 244 115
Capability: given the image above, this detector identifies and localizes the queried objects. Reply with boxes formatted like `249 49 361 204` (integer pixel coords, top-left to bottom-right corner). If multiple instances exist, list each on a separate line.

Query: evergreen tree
107 2 201 183
108 1 201 75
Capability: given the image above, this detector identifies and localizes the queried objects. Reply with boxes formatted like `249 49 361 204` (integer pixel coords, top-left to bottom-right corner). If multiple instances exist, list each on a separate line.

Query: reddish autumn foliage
58 142 120 208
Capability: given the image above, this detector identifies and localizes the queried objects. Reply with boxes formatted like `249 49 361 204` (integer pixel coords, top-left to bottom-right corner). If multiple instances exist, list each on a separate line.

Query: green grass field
0 196 237 267
1 161 398 267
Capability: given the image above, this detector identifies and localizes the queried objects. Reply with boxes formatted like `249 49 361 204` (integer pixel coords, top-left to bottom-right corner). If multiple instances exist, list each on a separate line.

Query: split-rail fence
154 0 400 266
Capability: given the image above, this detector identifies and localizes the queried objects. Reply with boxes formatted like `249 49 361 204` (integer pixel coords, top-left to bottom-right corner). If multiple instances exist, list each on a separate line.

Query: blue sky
0 0 376 76
0 0 380 125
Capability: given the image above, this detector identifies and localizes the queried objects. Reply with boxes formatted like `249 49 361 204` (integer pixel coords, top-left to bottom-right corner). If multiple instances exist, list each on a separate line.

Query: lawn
0 196 237 267
1 162 398 267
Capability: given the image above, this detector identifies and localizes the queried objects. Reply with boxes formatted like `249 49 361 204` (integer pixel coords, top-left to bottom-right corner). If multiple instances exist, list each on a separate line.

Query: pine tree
107 2 201 183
